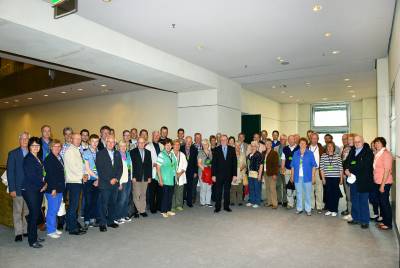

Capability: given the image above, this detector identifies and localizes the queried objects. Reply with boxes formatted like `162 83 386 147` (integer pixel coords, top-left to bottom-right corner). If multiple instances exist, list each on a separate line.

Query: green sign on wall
51 0 66 6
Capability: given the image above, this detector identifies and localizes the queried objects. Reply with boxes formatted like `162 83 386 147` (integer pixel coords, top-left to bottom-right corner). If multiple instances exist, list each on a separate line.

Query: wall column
377 57 391 145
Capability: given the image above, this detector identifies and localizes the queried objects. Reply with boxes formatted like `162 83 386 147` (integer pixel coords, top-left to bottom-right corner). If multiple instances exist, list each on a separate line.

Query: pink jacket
373 150 393 184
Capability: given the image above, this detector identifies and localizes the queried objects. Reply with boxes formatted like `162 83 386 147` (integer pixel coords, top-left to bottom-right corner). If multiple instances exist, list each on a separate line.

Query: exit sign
51 0 66 6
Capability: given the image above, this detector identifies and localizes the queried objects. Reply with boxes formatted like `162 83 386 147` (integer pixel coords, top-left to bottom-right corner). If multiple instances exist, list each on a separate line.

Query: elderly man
64 133 86 235
281 135 299 209
308 132 325 213
7 132 30 242
131 137 152 217
146 131 164 213
212 135 237 213
181 136 198 207
60 127 73 158
237 132 248 155
96 136 123 232
275 134 288 206
344 135 374 229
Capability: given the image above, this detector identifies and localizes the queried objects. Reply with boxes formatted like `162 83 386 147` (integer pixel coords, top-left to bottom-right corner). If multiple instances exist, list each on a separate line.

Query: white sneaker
161 213 168 218
114 220 124 225
325 211 332 216
252 204 259 208
119 218 126 223
124 217 132 222
246 203 253 207
55 230 62 235
331 212 337 217
167 211 176 216
47 233 60 239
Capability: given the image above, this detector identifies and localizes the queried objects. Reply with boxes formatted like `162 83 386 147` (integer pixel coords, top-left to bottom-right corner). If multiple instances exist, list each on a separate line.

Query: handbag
201 166 213 185
249 170 259 178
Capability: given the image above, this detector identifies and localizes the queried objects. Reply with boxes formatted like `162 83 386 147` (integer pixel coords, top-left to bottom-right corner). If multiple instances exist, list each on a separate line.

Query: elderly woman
230 142 246 206
290 137 317 216
115 140 133 224
22 137 47 248
44 139 65 239
246 141 263 208
320 142 343 217
156 139 178 218
373 137 393 230
263 139 280 209
172 139 188 211
198 139 213 207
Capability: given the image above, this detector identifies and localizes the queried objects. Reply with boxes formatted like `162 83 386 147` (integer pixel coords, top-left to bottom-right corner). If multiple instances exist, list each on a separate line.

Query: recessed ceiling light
347 85 353 88
44 94 49 97
344 78 351 82
272 85 277 89
322 97 328 101
14 99 19 103
289 95 293 98
324 32 332 37
280 60 290 65
244 65 248 69
197 44 204 51
281 90 286 94
348 90 355 93
352 94 356 98
3 101 9 104
171 23 176 29
102 0 112 2
330 50 341 55
61 91 67 94
101 84 107 87
312 4 322 12
77 88 84 91
27 97 33 100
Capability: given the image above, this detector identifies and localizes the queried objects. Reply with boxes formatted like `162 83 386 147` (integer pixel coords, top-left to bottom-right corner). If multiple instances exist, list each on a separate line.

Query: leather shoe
134 213 140 218
99 225 107 232
224 208 232 212
347 220 359 225
37 237 45 242
15 235 23 242
107 223 119 228
214 209 221 213
69 230 84 235
23 233 28 237
361 224 369 229
140 212 148 217
30 242 43 249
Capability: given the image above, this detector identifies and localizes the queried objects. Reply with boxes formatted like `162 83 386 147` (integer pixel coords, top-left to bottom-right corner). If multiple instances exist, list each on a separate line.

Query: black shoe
238 203 243 206
69 230 84 235
37 237 45 242
361 224 369 229
282 202 288 208
15 235 23 242
79 228 87 234
187 204 193 208
140 213 148 217
150 211 157 214
23 233 28 237
347 220 359 225
224 208 232 212
99 225 107 232
231 203 235 206
29 242 43 249
278 202 282 205
341 210 349 216
107 223 119 228
214 209 221 213
134 213 140 218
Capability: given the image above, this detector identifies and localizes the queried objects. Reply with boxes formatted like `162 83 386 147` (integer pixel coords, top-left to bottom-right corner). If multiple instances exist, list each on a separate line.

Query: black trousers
215 177 232 210
98 187 118 226
325 177 340 213
22 190 43 246
161 185 174 213
148 179 162 213
184 173 195 206
376 183 392 228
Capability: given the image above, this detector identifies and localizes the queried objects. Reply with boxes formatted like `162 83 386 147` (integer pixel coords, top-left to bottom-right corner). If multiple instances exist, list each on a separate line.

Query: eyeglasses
30 144 40 147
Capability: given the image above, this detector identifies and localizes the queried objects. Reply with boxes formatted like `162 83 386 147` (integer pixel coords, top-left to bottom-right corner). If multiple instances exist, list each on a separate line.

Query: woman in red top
372 137 393 230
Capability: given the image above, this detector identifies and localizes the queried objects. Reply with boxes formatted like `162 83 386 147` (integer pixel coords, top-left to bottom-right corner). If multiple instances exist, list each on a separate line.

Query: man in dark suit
180 136 198 207
212 135 237 213
6 132 30 242
130 137 152 217
95 136 123 232
97 125 111 151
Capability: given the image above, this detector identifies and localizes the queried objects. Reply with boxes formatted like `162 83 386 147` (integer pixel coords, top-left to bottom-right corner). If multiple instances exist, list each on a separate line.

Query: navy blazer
6 147 26 196
22 153 45 192
95 149 123 189
44 153 65 193
130 148 152 182
211 145 237 180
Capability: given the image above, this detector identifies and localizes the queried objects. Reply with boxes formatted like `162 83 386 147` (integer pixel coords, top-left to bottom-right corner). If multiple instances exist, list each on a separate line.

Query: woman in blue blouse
22 137 47 248
290 137 317 216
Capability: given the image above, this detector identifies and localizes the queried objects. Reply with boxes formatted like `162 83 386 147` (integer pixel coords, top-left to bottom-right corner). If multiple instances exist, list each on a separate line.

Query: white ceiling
77 0 395 103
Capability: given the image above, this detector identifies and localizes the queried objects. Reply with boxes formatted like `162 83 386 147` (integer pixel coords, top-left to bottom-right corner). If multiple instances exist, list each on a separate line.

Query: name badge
288 156 293 161
351 160 356 165
327 165 333 170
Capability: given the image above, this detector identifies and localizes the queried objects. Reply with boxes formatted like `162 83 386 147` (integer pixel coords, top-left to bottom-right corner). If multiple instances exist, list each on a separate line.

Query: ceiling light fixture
27 97 33 100
348 90 355 93
101 84 107 87
324 32 332 37
3 101 9 104
44 94 49 97
352 94 356 98
344 78 351 82
272 85 277 89
322 97 328 101
102 0 112 2
77 88 84 91
14 99 19 103
312 4 322 12
347 85 353 88
330 50 341 55
61 91 67 94
281 90 286 94
289 95 293 98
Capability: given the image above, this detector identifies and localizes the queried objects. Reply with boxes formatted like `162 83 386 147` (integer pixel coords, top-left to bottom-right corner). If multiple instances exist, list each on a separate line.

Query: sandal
376 222 384 227
379 225 392 230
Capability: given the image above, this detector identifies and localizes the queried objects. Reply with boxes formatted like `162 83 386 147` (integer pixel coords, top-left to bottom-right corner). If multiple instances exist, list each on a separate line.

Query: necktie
223 146 227 160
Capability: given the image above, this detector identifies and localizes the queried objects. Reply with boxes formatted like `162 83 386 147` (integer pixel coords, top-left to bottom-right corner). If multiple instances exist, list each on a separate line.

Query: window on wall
311 103 350 146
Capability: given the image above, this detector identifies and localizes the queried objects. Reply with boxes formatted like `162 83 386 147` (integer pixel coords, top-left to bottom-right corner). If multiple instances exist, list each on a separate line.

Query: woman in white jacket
172 139 188 211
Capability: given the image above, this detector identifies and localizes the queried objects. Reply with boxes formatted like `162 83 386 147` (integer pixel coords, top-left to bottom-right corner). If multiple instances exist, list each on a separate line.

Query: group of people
5 125 394 249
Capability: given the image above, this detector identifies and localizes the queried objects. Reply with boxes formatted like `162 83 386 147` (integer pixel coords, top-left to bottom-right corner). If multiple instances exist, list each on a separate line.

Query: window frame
310 102 350 134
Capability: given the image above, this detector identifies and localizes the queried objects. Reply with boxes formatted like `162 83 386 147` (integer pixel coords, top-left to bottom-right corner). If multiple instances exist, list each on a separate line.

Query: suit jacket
22 153 45 192
180 144 198 176
97 140 106 151
130 148 152 182
6 147 26 195
44 153 65 193
95 149 123 189
211 145 237 180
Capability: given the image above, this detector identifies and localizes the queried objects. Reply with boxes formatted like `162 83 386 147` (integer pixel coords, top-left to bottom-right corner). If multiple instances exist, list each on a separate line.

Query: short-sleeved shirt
83 148 98 180
156 150 177 186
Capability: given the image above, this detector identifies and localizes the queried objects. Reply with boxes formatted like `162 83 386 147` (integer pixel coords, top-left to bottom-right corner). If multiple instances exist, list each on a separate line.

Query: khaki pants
230 183 243 205
13 196 29 236
132 181 148 213
276 172 287 204
311 170 324 210
266 175 278 207
344 180 351 212
172 184 184 209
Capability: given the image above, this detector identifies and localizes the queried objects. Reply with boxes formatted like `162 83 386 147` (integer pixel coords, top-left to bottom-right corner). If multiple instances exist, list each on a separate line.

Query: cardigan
373 149 393 184
174 151 188 186
291 149 317 183
263 149 280 176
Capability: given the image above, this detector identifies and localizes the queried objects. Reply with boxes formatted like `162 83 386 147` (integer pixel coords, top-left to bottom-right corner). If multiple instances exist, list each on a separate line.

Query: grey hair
19 131 30 140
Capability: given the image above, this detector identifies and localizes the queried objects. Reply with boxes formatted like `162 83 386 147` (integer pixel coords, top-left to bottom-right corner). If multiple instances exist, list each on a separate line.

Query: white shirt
309 144 320 168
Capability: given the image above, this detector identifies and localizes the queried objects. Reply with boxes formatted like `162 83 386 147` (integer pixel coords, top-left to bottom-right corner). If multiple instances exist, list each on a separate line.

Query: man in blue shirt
39 125 52 161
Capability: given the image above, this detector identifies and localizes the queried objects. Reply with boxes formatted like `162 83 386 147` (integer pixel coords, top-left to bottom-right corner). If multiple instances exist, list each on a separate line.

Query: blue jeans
45 193 63 234
350 183 370 224
83 180 99 223
248 177 261 205
295 176 312 213
65 183 82 232
116 182 132 219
